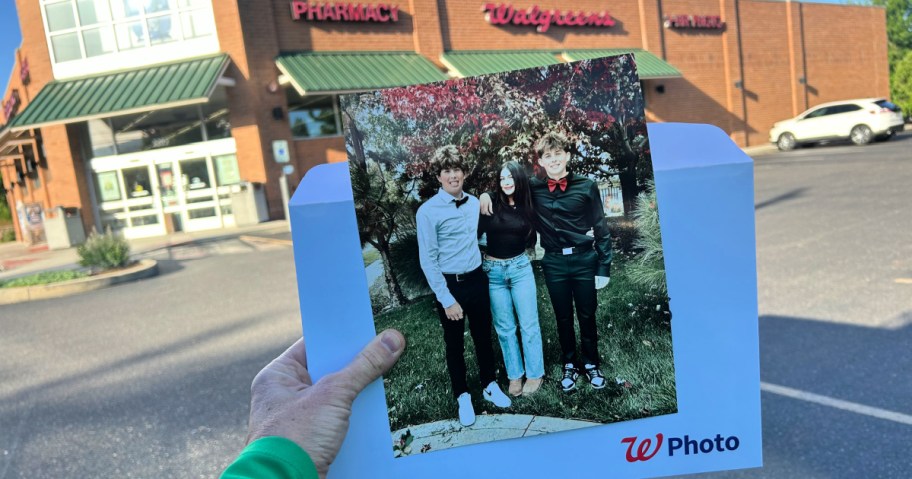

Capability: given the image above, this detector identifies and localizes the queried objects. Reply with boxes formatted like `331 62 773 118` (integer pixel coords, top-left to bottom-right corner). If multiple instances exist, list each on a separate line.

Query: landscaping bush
626 181 667 295
388 230 432 299
608 216 639 255
1 228 14 243
77 229 131 270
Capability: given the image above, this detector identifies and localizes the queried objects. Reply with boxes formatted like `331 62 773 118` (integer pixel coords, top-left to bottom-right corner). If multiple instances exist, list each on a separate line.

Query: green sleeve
221 437 318 479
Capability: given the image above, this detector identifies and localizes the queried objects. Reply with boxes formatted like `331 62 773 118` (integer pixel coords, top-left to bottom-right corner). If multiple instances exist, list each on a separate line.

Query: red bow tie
547 177 568 192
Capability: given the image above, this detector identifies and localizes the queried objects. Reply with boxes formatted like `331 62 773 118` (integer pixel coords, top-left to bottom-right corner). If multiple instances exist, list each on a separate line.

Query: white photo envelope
289 122 761 477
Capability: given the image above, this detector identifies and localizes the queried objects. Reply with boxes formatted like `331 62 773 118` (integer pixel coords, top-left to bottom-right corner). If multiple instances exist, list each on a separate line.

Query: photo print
342 54 676 457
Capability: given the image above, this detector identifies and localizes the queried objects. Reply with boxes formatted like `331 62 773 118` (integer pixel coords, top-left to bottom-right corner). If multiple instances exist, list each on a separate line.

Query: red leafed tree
345 54 652 302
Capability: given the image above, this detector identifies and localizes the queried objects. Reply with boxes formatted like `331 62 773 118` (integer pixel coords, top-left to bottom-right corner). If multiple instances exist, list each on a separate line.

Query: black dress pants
541 249 600 369
435 267 497 398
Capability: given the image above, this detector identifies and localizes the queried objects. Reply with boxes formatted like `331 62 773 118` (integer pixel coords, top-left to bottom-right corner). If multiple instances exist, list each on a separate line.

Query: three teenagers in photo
344 55 676 455
417 130 613 426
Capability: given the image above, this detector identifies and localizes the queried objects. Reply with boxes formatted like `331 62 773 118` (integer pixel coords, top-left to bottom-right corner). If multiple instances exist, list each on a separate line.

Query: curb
238 235 293 246
0 259 159 305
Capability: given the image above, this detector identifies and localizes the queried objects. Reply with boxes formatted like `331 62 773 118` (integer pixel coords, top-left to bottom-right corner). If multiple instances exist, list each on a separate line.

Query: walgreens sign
482 3 615 33
3 89 20 123
290 2 400 23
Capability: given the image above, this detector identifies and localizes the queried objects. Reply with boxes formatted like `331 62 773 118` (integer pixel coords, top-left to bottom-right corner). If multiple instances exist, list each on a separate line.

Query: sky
1 0 22 103
0 0 852 103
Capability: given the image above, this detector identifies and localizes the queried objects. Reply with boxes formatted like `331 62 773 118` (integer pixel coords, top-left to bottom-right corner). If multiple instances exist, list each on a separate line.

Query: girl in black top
479 161 545 396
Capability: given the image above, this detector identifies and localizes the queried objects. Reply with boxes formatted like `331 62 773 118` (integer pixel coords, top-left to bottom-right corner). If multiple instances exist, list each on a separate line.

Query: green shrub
0 194 11 224
1 228 14 243
0 270 88 288
626 181 668 295
608 217 639 254
77 229 131 270
388 230 431 299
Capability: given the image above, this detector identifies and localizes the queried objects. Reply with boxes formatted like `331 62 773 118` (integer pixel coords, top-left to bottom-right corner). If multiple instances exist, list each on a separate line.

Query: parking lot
0 132 910 477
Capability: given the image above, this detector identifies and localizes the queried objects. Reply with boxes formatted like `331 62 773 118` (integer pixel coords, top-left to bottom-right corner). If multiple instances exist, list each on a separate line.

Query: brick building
0 0 889 243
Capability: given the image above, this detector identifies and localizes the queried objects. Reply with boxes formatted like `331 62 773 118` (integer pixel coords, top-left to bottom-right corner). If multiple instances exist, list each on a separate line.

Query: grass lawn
0 270 88 288
374 258 676 431
363 248 381 267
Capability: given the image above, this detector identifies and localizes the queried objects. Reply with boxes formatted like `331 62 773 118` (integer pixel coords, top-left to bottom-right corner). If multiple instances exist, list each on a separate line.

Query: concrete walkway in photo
391 414 599 454
0 220 290 281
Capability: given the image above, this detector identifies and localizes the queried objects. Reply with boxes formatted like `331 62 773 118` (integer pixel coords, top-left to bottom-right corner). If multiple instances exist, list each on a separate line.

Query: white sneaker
457 392 476 426
483 381 512 408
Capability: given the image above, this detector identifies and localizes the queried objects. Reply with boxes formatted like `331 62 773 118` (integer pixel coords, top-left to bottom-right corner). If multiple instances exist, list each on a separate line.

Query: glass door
177 157 222 231
94 164 166 238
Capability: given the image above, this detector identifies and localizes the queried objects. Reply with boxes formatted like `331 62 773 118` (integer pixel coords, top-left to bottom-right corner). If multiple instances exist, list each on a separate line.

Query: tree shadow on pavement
666 312 912 479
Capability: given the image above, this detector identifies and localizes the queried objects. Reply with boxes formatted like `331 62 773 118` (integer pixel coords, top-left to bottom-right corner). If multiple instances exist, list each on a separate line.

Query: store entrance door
157 157 222 233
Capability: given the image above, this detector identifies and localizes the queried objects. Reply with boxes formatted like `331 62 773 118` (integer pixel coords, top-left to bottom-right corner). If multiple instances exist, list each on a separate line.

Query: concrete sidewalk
392 413 599 456
742 143 777 157
0 221 290 281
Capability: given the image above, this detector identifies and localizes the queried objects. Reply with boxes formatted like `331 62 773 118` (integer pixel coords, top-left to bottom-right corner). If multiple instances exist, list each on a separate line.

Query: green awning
9 54 230 131
563 49 682 79
441 51 561 78
277 52 448 95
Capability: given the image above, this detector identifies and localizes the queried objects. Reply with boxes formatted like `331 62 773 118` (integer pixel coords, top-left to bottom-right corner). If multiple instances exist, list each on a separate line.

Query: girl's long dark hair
495 161 536 228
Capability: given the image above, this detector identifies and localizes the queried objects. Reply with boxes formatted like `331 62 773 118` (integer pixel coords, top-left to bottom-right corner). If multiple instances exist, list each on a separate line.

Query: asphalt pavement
1 133 911 477
677 131 912 478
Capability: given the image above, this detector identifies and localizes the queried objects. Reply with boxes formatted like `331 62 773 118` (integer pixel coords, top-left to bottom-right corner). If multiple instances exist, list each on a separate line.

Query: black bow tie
454 196 469 208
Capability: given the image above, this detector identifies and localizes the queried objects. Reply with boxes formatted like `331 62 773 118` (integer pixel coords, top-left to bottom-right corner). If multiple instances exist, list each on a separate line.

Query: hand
595 276 610 289
246 330 405 478
479 193 493 216
586 228 594 238
444 302 464 321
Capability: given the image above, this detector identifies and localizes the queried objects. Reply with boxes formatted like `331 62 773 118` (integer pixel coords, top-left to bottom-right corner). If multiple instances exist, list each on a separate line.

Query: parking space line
761 382 912 426
894 278 912 284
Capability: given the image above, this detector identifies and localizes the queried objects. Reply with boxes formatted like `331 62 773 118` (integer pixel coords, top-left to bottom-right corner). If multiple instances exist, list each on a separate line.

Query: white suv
769 98 904 151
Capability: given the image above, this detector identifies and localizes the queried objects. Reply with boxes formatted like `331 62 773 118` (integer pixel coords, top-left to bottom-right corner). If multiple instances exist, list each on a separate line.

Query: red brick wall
645 0 737 138
739 0 797 146
801 3 889 106
218 0 301 220
4 1 94 237
4 0 893 241
290 136 347 192
647 0 889 146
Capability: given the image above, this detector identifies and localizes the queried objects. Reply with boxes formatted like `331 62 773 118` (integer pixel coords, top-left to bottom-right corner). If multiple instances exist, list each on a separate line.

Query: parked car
769 98 904 151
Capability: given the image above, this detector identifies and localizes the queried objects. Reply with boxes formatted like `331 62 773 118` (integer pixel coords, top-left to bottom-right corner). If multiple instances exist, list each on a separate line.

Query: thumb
334 329 405 395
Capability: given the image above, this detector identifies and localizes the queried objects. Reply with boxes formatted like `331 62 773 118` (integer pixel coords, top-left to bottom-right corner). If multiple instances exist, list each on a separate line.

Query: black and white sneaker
560 363 579 392
584 363 606 389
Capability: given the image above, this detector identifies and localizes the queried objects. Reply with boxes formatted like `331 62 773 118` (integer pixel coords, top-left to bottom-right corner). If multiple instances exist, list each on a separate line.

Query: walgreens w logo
622 433 741 462
621 434 664 462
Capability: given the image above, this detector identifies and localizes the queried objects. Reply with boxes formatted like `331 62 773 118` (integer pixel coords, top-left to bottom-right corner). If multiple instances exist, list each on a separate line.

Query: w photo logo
621 434 664 462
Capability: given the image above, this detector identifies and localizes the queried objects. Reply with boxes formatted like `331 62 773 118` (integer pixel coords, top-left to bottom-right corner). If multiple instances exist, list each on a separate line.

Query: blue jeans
483 253 545 380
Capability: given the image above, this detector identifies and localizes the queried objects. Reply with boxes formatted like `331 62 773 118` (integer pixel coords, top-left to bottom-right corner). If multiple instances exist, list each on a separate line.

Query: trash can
44 207 86 250
229 182 269 226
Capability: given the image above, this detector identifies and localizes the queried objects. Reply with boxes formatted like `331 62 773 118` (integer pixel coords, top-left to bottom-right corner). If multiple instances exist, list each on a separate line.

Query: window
76 0 112 25
213 154 240 185
180 158 210 190
874 100 901 112
95 170 122 202
122 166 153 199
287 93 341 139
46 1 78 31
42 0 214 65
803 108 829 119
87 119 117 157
51 33 83 62
110 104 205 154
202 87 231 140
822 104 860 115
83 27 117 57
